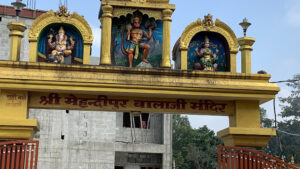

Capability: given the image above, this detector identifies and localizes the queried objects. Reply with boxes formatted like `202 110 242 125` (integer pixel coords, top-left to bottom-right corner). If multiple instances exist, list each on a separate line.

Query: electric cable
273 98 277 128
271 78 300 137
271 79 300 83
272 97 283 155
275 129 300 137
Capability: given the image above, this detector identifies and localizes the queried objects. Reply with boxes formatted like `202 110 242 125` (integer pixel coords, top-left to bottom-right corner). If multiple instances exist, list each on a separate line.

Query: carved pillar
7 22 27 61
99 18 103 64
100 5 113 65
161 9 173 68
238 37 255 73
180 47 188 70
230 49 238 73
29 39 37 62
83 43 92 65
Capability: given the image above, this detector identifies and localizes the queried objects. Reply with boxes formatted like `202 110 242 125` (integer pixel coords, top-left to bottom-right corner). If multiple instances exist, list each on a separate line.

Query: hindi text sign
29 92 234 115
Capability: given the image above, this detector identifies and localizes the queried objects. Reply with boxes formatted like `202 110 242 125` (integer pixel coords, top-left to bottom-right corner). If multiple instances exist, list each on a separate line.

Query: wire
271 79 300 136
273 98 277 128
271 79 300 83
275 128 300 137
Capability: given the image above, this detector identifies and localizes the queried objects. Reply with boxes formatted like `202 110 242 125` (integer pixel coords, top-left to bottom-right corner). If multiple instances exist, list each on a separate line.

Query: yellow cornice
217 127 276 147
101 0 175 10
0 61 279 103
0 61 271 80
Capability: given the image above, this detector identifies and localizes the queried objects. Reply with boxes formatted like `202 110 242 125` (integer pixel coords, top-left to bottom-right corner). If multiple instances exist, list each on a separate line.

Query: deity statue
121 14 155 68
47 26 75 63
195 36 218 71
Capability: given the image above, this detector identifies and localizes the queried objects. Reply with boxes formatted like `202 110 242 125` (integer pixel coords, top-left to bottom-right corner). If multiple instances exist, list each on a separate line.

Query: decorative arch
178 16 239 72
28 7 93 64
112 8 163 20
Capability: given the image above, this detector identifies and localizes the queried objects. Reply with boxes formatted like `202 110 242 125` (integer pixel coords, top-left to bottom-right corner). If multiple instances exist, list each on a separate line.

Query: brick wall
0 5 46 19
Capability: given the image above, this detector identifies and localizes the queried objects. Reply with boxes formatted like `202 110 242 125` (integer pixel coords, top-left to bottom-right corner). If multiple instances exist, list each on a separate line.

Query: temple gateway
0 0 286 169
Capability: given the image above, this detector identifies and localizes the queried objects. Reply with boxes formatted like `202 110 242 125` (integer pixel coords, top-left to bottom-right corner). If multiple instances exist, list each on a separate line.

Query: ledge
0 60 274 80
101 0 176 10
0 61 280 103
0 119 37 140
217 127 276 148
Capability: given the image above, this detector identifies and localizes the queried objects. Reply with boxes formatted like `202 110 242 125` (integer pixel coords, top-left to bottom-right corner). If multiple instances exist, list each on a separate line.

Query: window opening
115 166 124 169
141 167 160 169
123 112 150 129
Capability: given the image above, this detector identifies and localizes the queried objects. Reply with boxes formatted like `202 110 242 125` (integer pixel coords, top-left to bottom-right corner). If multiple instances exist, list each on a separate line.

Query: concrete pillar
7 22 27 61
238 37 255 73
217 100 276 148
100 5 113 65
163 114 172 169
0 90 37 139
161 9 173 68
229 100 260 128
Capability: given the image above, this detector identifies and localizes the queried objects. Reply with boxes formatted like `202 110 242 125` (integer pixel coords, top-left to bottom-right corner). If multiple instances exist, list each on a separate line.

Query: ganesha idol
47 26 75 63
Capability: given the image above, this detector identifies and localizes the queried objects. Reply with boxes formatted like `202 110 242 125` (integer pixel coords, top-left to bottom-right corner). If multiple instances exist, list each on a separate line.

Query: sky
2 0 300 133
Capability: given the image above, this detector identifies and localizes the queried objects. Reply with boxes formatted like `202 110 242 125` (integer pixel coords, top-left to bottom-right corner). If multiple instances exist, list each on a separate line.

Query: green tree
277 74 300 163
172 115 223 169
260 107 273 128
263 74 300 164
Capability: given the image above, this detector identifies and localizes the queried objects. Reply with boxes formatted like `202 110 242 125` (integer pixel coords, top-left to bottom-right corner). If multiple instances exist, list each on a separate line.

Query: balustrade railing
0 140 39 169
218 146 297 169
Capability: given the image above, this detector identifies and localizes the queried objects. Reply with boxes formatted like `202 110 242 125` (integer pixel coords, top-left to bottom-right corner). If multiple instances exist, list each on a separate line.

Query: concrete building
0 5 172 169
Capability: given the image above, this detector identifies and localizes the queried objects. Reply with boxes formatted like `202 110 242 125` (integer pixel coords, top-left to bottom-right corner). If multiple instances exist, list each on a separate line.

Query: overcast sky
2 0 299 133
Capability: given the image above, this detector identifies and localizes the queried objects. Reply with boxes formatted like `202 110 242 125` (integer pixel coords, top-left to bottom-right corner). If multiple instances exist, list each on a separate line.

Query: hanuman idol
121 14 156 68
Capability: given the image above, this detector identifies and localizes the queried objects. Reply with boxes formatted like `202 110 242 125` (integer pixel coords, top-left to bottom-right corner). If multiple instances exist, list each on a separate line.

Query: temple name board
28 92 234 115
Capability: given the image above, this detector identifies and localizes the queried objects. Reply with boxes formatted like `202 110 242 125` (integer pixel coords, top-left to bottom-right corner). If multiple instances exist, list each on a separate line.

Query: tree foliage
262 74 300 164
260 107 273 128
172 115 223 169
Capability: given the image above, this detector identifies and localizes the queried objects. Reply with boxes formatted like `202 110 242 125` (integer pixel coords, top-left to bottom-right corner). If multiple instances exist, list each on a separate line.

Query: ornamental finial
203 14 214 26
56 5 71 17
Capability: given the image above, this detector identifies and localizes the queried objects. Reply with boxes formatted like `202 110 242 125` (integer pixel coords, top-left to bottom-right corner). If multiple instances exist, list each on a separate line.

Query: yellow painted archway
28 7 93 64
178 16 239 72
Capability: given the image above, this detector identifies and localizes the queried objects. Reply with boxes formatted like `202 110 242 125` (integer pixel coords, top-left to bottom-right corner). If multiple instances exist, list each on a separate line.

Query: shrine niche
37 24 83 64
187 32 229 71
99 0 175 67
172 14 239 72
28 6 93 65
110 11 163 68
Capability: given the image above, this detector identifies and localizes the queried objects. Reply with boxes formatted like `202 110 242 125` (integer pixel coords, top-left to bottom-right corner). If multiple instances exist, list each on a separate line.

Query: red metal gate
218 146 297 169
0 140 39 169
